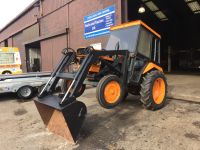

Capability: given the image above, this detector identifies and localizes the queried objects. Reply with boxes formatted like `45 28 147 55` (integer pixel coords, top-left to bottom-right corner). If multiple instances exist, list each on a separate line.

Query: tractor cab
106 21 162 85
106 20 161 63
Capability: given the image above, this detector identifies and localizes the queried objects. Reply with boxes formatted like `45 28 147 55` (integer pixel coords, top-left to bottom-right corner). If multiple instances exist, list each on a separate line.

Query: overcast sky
0 0 35 30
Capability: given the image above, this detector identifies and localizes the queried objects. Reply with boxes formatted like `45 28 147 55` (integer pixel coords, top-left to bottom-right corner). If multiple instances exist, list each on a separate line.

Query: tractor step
34 96 87 143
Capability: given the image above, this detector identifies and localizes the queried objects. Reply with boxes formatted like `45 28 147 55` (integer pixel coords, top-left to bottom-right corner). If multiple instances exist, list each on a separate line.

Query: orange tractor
34 20 167 143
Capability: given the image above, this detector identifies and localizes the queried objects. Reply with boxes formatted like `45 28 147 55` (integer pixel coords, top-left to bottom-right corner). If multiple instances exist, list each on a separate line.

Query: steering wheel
62 48 76 55
84 46 95 54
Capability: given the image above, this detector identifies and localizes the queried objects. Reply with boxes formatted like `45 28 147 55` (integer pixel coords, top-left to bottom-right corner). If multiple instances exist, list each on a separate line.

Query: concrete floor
167 74 200 102
0 85 200 150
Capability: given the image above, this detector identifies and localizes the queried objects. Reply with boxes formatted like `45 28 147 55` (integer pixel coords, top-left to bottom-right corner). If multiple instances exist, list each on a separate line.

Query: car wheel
17 86 34 99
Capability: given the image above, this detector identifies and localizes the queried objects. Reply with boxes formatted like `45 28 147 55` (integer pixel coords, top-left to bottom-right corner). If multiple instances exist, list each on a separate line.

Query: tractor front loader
34 20 167 143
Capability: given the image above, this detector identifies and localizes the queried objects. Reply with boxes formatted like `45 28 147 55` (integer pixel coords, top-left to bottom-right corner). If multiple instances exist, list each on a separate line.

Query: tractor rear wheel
96 75 125 109
140 70 167 110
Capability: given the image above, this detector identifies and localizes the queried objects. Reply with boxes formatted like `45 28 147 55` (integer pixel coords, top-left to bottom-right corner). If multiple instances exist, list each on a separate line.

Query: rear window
0 53 14 64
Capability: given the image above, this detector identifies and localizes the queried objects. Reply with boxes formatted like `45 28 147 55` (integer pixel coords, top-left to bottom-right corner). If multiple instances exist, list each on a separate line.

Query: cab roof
110 20 161 39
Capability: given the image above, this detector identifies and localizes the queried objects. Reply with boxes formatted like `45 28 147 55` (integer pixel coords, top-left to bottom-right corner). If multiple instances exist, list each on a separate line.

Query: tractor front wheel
96 75 125 109
140 70 167 110
61 79 86 98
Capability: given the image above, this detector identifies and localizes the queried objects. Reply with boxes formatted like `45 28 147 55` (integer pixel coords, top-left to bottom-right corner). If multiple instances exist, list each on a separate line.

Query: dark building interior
25 42 41 72
128 0 200 73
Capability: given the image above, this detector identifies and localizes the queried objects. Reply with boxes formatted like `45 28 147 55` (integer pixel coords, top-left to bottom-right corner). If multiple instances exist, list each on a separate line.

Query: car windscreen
105 26 140 53
0 53 15 64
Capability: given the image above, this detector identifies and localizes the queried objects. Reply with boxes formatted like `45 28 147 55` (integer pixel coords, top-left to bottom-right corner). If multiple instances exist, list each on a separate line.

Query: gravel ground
0 88 200 150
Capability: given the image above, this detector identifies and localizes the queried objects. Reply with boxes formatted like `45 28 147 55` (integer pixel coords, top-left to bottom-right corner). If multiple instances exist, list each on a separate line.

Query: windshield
0 53 15 64
105 26 140 52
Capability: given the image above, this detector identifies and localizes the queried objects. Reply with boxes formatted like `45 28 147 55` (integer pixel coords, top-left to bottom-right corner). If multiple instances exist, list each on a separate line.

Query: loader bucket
34 95 87 144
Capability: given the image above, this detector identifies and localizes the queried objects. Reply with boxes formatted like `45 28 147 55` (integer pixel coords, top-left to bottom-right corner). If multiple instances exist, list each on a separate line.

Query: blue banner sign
84 5 116 39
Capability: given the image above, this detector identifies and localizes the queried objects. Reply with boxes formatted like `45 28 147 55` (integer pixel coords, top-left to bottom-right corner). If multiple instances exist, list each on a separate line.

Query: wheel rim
152 78 166 104
20 87 31 97
104 81 121 104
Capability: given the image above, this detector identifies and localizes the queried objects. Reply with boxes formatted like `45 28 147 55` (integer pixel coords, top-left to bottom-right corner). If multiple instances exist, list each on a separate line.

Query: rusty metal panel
40 39 53 71
13 32 27 72
40 5 68 36
0 7 38 42
42 0 71 16
23 23 39 42
8 38 13 46
68 0 122 50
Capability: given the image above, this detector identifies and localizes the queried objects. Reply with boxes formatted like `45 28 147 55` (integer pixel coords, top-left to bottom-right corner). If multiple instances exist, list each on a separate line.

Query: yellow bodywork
0 47 23 74
0 47 19 52
143 62 163 74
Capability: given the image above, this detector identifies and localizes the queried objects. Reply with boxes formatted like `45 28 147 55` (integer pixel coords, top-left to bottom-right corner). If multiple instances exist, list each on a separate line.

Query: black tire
140 70 167 110
17 86 34 99
96 75 125 109
2 71 12 75
75 84 86 97
61 79 86 98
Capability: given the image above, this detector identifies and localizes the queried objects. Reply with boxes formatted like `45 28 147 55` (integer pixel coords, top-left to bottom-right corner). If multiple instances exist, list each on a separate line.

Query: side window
137 27 153 58
151 38 160 63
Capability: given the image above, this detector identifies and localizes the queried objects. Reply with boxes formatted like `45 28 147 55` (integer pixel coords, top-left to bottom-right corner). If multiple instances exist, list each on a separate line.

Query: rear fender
142 62 163 74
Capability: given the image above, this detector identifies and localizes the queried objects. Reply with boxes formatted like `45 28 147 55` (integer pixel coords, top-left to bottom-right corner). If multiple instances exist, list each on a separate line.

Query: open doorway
25 41 41 72
127 0 200 74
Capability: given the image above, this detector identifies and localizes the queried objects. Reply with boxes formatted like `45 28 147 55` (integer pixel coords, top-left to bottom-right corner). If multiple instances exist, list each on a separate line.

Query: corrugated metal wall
39 0 121 71
23 23 39 41
42 0 71 16
0 42 5 47
8 38 13 46
40 6 68 36
39 0 122 49
40 39 53 71
11 24 40 72
41 35 67 71
52 35 67 68
39 0 69 71
12 32 26 71
0 7 38 42
69 0 121 50
0 0 122 72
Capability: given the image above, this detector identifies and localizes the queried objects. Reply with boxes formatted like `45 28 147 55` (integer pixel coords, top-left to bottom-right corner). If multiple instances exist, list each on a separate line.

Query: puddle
193 121 200 129
184 133 199 141
14 108 28 116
